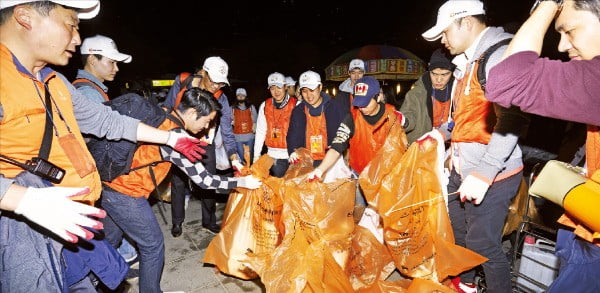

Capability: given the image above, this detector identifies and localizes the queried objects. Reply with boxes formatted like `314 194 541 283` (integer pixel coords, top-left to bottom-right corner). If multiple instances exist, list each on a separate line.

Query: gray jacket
452 27 530 183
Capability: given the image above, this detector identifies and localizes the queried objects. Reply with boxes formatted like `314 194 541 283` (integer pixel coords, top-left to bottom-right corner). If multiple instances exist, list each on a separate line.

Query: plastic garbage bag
359 126 487 284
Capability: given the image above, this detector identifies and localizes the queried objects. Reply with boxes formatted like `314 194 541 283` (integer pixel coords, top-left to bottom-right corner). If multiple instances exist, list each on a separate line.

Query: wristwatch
530 0 563 15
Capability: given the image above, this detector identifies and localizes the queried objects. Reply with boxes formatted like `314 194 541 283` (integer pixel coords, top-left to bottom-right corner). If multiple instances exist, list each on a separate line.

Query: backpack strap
477 38 512 92
173 72 194 109
72 78 110 102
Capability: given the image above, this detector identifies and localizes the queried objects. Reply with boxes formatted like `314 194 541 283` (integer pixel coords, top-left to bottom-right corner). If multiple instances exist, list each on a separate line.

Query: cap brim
352 96 371 108
54 0 100 19
104 51 132 63
300 84 320 90
267 83 284 89
422 24 444 42
210 75 229 85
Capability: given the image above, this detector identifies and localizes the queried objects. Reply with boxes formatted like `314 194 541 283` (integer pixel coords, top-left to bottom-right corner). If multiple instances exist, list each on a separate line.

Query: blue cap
353 76 380 107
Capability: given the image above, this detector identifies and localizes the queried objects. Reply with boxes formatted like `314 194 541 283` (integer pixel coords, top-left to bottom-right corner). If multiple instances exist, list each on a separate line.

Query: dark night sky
59 0 556 99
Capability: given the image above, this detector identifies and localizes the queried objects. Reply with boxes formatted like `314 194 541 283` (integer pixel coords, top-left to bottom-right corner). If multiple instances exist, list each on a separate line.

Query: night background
59 0 549 100
58 0 584 161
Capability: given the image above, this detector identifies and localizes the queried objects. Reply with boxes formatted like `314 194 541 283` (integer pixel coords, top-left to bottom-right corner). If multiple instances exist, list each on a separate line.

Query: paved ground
123 193 406 293
124 194 266 293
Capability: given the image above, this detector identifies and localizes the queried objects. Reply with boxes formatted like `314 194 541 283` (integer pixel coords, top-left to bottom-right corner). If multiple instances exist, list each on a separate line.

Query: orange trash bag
203 153 285 280
359 127 487 285
248 149 357 292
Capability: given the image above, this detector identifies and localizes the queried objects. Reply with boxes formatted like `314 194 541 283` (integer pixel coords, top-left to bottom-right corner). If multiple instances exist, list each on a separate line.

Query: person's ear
13 5 34 30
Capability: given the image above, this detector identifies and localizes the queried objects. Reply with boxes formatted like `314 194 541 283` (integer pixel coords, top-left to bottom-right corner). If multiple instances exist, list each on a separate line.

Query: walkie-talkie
25 157 65 184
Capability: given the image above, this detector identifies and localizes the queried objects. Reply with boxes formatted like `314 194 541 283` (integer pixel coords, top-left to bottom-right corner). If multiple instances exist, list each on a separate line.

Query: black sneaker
171 223 183 238
202 224 221 234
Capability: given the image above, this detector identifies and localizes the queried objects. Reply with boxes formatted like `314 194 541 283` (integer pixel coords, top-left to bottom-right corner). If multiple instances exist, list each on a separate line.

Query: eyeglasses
206 75 226 89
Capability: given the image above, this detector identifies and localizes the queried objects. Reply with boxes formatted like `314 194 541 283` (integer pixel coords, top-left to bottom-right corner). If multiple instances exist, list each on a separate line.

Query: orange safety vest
451 60 496 144
72 78 110 102
304 106 328 161
233 107 253 134
349 104 397 174
432 98 451 128
586 125 600 176
264 97 297 149
0 45 101 203
173 73 223 108
104 114 182 197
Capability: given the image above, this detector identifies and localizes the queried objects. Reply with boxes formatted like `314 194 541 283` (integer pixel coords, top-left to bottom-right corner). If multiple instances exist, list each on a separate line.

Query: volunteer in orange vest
73 34 132 103
165 56 241 236
486 1 600 291
231 88 257 163
100 88 261 293
422 1 531 292
287 70 346 167
0 1 205 291
306 76 402 215
253 72 298 177
72 33 138 264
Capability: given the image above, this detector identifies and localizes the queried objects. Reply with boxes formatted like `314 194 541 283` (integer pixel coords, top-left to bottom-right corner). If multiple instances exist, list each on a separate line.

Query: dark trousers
270 158 289 178
170 142 218 227
447 169 522 293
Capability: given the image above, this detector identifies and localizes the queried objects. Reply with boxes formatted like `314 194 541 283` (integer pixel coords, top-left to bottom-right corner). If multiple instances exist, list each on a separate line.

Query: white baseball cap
298 70 321 90
0 0 100 19
203 56 229 85
422 0 485 42
267 72 285 88
284 76 296 86
348 59 365 71
80 35 132 63
235 88 247 96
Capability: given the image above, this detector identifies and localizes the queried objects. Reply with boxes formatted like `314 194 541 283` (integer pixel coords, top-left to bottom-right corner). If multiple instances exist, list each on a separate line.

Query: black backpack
87 93 180 182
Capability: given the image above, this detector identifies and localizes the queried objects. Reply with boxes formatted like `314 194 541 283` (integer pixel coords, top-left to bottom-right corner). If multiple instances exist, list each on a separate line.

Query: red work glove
394 110 406 127
167 131 207 163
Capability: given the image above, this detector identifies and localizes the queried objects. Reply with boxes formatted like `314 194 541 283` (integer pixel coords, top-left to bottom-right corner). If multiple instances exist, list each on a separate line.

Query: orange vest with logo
233 107 253 134
104 115 181 197
451 61 496 144
349 104 397 173
264 97 297 148
0 45 101 203
304 107 328 161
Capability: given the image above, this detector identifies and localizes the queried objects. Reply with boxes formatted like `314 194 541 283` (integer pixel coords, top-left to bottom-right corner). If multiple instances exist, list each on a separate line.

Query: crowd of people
1 0 599 292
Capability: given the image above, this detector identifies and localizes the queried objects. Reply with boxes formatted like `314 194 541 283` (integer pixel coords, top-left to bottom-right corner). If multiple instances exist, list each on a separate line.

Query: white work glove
166 130 207 163
458 175 491 205
237 175 262 189
288 151 299 164
231 159 244 176
306 169 323 182
14 187 106 243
